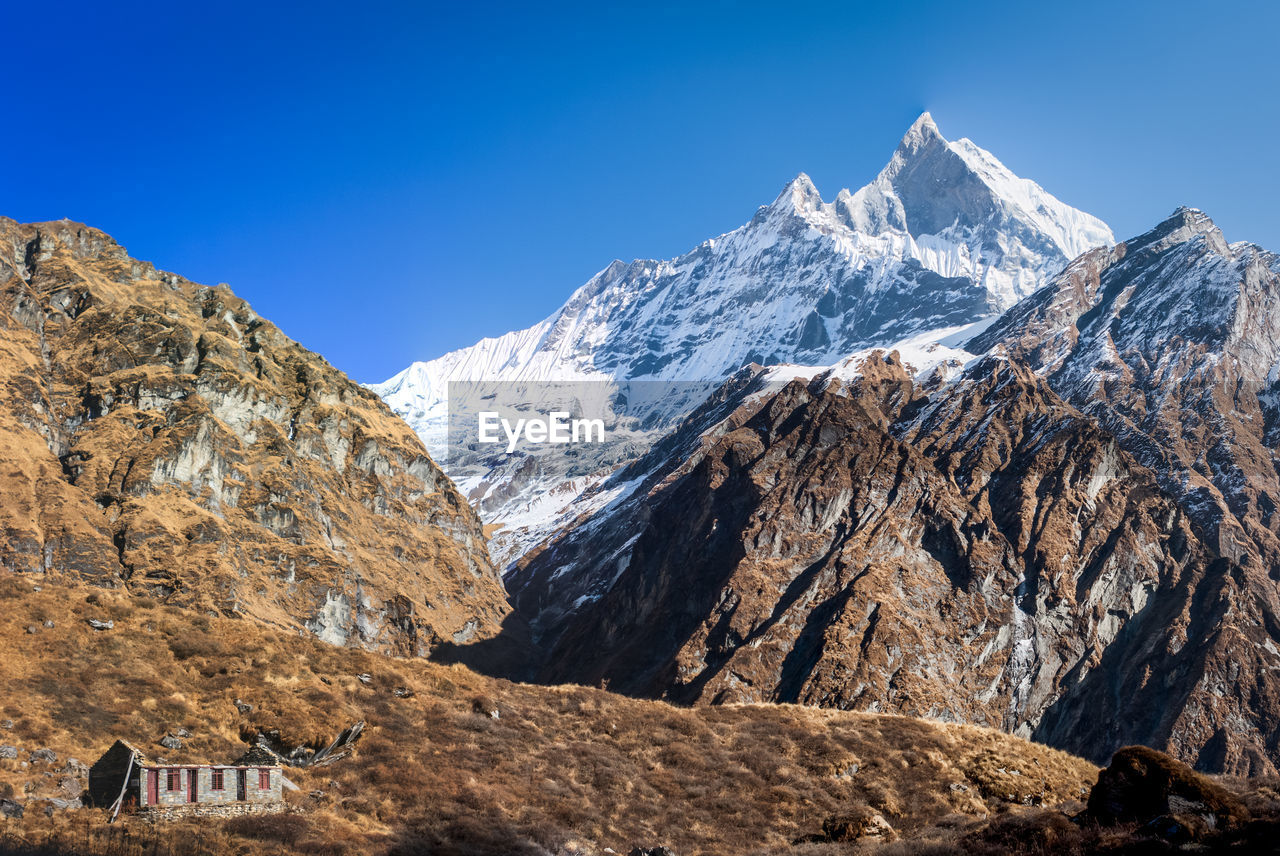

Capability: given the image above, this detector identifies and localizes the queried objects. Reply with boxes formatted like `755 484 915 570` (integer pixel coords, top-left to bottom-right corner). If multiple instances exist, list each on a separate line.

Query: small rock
87 618 114 631
628 848 676 856
29 748 56 764
0 720 12 730
159 735 182 750
233 699 255 714
0 746 17 759
175 728 192 739
59 777 81 795
0 798 23 819
393 686 415 698
42 797 82 816
950 782 970 792
42 620 54 628
308 790 325 800
25 625 40 634
861 814 896 839
356 673 373 685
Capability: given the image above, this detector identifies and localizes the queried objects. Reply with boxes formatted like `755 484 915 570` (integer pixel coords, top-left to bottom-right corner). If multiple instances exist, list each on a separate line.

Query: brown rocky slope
0 217 508 654
509 345 1278 775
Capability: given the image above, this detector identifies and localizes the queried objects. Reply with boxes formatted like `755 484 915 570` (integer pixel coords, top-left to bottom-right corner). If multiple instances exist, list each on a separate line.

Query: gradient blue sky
6 1 1278 382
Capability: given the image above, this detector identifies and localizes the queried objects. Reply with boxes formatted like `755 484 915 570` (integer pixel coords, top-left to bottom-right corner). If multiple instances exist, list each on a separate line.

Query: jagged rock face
512 354 1280 775
0 218 509 654
974 208 1280 577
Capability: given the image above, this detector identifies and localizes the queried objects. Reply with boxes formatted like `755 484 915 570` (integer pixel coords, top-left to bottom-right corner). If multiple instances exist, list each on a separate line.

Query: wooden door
236 769 247 801
187 769 198 803
147 769 158 805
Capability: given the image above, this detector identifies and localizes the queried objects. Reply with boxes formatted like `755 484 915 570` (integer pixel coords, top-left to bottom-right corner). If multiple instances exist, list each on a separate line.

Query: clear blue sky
5 1 1278 383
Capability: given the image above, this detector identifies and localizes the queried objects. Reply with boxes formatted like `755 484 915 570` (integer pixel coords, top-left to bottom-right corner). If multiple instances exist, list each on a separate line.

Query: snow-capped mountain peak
376 115 1114 431
374 116 1115 563
767 171 825 216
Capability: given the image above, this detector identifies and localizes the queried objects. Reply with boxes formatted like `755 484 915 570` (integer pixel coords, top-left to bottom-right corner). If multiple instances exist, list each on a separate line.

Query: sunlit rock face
0 217 509 655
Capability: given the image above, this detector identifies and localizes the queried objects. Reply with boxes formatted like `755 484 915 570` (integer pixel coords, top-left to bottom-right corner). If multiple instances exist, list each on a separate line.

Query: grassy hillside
0 575 1109 855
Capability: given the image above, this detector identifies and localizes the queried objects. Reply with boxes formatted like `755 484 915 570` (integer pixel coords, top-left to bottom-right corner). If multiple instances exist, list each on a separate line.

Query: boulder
0 798 23 819
28 748 56 764
61 758 87 775
0 746 17 760
1086 746 1249 838
86 618 114 631
822 809 897 842
159 735 183 750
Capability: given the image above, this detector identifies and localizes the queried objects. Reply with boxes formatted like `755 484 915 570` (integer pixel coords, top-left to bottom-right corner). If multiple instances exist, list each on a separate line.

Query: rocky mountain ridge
504 211 1280 777
973 207 1280 576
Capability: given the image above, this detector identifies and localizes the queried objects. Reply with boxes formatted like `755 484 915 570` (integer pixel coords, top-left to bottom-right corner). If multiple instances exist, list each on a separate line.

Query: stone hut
89 740 286 819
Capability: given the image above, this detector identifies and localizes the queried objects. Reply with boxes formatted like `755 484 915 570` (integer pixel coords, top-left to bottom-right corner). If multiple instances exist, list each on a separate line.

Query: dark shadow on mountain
430 609 545 683
1032 557 1235 771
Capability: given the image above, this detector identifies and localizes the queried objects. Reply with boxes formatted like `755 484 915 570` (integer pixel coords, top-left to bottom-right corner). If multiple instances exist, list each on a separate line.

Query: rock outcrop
1085 746 1249 842
0 218 508 654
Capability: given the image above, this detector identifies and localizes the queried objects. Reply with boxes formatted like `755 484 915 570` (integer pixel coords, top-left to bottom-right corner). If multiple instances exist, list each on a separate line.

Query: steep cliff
0 217 509 654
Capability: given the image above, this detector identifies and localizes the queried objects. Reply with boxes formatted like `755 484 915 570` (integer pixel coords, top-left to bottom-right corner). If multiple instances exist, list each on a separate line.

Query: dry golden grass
0 576 1107 855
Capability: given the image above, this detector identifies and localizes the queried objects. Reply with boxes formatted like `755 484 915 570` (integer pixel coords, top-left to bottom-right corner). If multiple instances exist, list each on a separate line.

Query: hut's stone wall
140 802 286 821
139 766 283 809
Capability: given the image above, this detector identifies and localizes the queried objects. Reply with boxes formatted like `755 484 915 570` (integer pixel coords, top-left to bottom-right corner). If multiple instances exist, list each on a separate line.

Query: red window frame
212 769 224 790
259 769 271 789
166 769 179 791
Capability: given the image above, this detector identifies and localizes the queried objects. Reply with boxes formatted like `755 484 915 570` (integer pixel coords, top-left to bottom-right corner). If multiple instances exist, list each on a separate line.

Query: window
212 769 224 790
259 769 271 790
166 769 179 791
